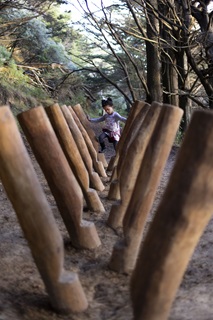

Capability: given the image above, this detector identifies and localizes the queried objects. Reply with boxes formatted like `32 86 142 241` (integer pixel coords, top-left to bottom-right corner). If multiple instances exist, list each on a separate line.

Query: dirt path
0 130 212 320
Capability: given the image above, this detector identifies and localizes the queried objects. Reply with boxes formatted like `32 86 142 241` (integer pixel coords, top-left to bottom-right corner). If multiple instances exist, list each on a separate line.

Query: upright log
107 102 162 229
72 103 99 151
109 104 183 273
97 151 108 169
72 103 108 167
46 104 105 213
131 110 213 320
108 102 150 199
107 100 147 172
18 106 101 249
61 105 104 191
68 106 107 178
0 106 88 313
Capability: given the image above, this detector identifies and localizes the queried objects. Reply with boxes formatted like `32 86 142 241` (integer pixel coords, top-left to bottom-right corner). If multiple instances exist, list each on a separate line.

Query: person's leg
99 132 107 151
113 140 118 150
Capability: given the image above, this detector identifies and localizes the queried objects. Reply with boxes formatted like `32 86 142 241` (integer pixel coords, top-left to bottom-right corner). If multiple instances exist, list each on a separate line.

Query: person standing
87 97 127 152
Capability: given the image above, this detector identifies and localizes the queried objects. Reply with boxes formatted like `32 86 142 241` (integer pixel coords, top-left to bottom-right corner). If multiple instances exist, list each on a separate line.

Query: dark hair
102 97 113 108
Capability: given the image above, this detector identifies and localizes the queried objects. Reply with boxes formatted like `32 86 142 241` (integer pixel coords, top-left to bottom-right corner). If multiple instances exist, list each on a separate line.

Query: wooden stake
72 104 108 167
61 105 104 191
72 103 99 151
131 110 213 320
68 106 107 177
109 104 183 273
108 103 150 200
107 101 147 172
46 104 105 213
107 102 162 229
97 152 108 168
0 106 88 313
18 106 101 249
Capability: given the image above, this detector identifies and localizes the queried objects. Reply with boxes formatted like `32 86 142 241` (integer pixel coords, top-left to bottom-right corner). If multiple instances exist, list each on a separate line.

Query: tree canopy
0 0 213 127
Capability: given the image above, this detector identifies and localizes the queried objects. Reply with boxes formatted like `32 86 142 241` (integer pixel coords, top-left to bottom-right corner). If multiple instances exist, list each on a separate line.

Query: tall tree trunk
162 53 179 106
177 48 192 132
160 0 179 107
205 15 213 108
146 0 162 103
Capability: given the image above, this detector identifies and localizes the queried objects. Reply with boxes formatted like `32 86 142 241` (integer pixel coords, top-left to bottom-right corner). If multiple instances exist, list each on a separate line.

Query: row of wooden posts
0 101 212 320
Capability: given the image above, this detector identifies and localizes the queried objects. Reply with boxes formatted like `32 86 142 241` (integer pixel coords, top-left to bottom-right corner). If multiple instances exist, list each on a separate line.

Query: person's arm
88 114 106 123
114 112 127 122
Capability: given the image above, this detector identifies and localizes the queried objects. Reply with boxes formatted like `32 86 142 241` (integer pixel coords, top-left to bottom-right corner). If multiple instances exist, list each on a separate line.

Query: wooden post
108 103 150 200
72 103 108 167
107 101 148 172
130 110 213 320
61 105 104 191
0 106 88 313
107 102 162 229
97 151 108 168
46 104 105 213
68 106 107 178
109 104 183 273
18 106 101 249
72 103 99 151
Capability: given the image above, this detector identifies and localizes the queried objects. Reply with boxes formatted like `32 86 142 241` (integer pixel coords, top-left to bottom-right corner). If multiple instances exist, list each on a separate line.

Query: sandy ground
0 123 212 320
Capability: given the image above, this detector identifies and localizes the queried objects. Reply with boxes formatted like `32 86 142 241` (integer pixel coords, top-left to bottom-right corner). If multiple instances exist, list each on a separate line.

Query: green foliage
174 127 183 146
0 46 11 65
0 59 28 86
0 53 52 112
0 8 75 68
20 18 73 66
0 5 80 112
0 80 50 115
44 6 73 43
0 1 142 111
69 92 87 108
57 81 86 107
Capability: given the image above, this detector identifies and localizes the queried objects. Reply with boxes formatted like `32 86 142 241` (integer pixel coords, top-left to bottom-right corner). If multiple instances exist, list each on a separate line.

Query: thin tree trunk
160 0 179 106
146 0 162 103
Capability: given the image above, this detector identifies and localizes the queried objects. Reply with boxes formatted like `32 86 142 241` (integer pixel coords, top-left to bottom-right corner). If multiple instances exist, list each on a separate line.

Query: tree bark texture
0 106 88 313
72 103 108 167
61 105 104 191
107 100 147 172
109 104 183 274
68 106 107 177
131 109 213 320
107 102 163 229
18 106 101 249
45 104 105 213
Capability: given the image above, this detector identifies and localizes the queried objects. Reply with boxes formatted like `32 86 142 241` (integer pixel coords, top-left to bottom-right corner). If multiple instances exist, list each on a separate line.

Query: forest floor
0 122 213 320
